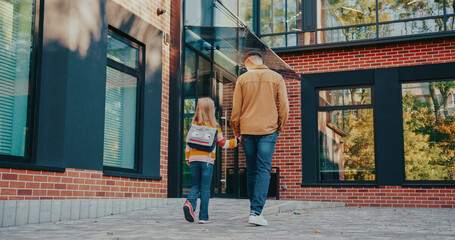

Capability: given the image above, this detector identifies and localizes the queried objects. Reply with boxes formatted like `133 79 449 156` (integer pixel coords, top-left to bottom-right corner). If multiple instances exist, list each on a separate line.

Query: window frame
103 26 145 174
302 63 455 188
252 0 455 50
316 85 378 184
0 0 42 164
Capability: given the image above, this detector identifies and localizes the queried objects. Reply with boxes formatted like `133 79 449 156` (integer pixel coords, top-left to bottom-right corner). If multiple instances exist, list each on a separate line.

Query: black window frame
302 63 455 188
0 0 42 165
249 0 455 51
399 63 455 186
103 26 145 174
316 85 378 184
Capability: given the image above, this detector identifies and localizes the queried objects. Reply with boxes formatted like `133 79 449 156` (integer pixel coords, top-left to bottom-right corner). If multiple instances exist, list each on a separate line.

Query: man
230 51 289 226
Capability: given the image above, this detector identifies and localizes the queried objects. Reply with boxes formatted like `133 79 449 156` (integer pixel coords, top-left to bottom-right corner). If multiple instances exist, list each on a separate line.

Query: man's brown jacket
230 65 289 136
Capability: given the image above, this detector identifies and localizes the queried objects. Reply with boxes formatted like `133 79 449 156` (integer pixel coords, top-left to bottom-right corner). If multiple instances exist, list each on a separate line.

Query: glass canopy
184 0 295 78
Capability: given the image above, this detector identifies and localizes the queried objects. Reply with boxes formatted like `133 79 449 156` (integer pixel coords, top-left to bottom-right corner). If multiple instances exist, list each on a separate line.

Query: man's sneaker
248 214 268 226
183 201 195 222
199 219 211 224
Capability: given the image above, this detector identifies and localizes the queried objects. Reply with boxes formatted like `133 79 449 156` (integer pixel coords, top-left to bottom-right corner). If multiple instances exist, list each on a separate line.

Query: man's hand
235 135 242 144
186 160 190 166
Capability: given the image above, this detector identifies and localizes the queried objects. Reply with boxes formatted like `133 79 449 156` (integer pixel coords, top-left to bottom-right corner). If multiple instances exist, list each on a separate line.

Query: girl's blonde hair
193 98 218 127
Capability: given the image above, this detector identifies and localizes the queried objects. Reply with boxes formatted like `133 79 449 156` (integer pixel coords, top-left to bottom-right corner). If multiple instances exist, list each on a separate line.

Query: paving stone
0 199 453 240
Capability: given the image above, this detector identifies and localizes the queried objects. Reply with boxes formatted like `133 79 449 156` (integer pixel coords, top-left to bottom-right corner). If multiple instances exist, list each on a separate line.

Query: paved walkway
0 199 454 240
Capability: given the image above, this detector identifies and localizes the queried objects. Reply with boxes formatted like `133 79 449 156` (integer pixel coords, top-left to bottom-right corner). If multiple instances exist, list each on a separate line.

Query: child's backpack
186 124 218 152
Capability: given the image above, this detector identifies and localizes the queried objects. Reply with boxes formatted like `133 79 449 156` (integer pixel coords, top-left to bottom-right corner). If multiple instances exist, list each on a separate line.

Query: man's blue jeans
186 161 213 221
242 131 279 215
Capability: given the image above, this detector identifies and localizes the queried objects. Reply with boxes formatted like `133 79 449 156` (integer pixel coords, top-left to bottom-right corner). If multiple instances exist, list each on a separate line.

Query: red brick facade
274 38 455 208
2 0 455 209
0 168 166 200
0 0 170 200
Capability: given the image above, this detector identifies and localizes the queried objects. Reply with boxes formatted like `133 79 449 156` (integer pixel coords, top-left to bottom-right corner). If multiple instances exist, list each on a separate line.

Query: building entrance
182 48 242 198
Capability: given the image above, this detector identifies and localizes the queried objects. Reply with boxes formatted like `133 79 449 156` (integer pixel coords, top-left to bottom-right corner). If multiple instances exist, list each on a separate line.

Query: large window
316 0 454 45
402 80 455 181
260 0 302 48
317 87 375 182
249 0 455 48
0 0 35 158
103 30 142 170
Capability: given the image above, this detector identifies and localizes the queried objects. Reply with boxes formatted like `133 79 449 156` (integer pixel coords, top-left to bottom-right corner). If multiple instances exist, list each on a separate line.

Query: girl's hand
186 160 190 166
236 135 242 144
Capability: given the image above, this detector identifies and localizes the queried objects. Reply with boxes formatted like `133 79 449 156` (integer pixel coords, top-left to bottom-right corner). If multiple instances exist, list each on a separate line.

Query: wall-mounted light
157 7 166 16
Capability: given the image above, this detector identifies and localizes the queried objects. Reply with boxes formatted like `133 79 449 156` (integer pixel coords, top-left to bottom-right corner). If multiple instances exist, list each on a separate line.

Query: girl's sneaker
199 219 211 224
183 201 195 222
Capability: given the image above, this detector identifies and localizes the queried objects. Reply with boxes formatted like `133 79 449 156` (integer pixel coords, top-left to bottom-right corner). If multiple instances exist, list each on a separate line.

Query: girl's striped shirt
185 123 237 164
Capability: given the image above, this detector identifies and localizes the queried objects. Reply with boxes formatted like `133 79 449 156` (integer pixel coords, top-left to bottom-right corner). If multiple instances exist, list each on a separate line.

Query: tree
402 92 451 180
343 109 375 180
434 81 455 118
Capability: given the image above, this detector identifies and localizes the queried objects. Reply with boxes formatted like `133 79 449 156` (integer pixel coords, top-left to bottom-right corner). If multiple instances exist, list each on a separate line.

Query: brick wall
112 0 171 195
274 38 455 208
0 0 171 200
0 168 166 200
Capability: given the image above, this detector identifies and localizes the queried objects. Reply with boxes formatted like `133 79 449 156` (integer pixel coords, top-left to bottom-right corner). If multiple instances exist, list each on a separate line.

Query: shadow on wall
106 0 163 81
43 0 103 58
43 0 162 72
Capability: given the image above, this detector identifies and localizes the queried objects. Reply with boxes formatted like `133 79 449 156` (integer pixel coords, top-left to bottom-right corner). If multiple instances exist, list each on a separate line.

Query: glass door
181 48 241 198
182 48 213 196
212 65 241 197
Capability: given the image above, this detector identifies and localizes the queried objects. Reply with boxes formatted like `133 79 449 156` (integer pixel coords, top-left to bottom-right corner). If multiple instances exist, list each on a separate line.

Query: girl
183 98 238 224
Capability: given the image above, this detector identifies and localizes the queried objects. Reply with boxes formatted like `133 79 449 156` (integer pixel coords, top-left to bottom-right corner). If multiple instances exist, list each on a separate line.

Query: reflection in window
448 0 454 14
308 0 453 45
447 16 455 31
319 88 372 107
214 1 238 27
262 35 287 48
108 33 139 69
0 0 34 157
317 0 376 28
378 0 443 22
402 81 455 181
261 0 301 34
182 48 198 194
198 56 212 98
239 0 253 28
318 88 375 182
261 0 285 34
103 32 140 170
184 48 197 106
379 18 444 38
184 0 203 26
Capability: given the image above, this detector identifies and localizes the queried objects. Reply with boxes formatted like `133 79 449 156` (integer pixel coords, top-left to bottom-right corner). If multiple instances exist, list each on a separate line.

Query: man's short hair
242 51 263 63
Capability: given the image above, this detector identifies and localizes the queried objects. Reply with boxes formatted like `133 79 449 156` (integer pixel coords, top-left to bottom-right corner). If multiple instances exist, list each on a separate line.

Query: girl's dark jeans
186 161 214 221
